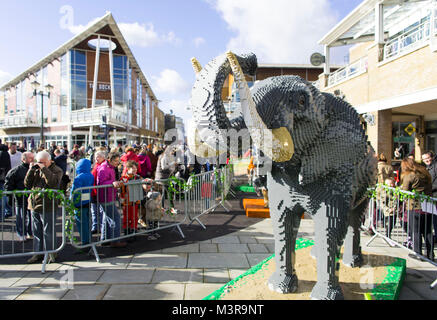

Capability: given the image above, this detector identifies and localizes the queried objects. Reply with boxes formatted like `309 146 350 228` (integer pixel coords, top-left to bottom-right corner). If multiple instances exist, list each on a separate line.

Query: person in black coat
54 149 70 193
422 151 437 243
4 152 34 240
0 143 12 218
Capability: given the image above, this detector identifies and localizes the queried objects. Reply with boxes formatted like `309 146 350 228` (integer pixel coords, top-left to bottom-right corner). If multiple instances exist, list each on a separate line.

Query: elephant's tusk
226 51 294 162
191 57 203 74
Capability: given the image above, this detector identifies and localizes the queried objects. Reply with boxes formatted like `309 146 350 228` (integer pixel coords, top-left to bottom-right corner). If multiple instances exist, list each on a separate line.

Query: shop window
393 121 416 160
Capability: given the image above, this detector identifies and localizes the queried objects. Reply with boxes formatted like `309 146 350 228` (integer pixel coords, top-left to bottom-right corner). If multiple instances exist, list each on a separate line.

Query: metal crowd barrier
69 177 188 262
0 189 66 273
365 184 437 289
186 166 234 229
0 165 234 271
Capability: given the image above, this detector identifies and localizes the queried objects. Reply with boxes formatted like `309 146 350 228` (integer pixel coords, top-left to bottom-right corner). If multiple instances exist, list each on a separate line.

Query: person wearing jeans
91 150 107 233
97 152 126 248
24 151 63 264
70 159 95 246
4 152 35 241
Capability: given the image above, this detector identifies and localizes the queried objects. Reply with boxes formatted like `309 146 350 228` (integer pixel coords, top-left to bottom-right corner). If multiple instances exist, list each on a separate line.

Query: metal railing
0 164 235 272
70 106 128 126
186 166 233 229
0 189 66 273
0 115 40 128
365 184 437 289
327 57 368 87
384 20 431 60
69 178 187 262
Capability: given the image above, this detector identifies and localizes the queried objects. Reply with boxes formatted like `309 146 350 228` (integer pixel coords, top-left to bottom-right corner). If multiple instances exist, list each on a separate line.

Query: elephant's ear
299 92 368 187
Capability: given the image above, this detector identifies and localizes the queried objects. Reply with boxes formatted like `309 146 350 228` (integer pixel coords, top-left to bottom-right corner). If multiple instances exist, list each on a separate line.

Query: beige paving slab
204 269 230 283
72 255 134 270
0 264 27 272
248 244 269 253
184 283 224 300
151 268 203 284
11 271 52 288
187 253 250 269
103 284 185 300
128 253 188 269
41 270 104 286
21 262 63 272
246 253 273 267
161 243 199 253
0 271 27 287
97 269 155 284
218 243 250 253
62 285 109 300
211 236 241 244
228 269 248 280
199 243 218 253
0 287 27 300
15 287 68 300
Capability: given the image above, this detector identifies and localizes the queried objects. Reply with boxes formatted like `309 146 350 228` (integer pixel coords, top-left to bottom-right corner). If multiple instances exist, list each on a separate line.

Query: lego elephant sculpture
188 52 377 300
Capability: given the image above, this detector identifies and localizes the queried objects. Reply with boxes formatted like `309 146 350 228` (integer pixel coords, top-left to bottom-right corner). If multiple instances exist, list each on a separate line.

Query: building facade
0 13 165 150
317 0 437 163
222 64 340 118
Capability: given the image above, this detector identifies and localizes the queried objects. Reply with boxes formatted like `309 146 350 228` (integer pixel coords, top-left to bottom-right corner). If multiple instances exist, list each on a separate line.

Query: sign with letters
88 82 112 92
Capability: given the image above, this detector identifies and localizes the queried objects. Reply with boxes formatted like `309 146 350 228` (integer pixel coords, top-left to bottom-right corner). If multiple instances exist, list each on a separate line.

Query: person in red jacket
121 146 142 177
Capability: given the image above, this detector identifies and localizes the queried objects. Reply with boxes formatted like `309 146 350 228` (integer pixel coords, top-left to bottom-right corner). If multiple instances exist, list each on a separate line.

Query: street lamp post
31 81 53 149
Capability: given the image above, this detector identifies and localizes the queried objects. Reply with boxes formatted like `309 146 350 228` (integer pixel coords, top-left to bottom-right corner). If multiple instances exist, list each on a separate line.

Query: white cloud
67 17 181 47
0 70 12 87
67 17 101 35
119 22 181 47
193 37 206 48
152 69 191 96
209 0 338 64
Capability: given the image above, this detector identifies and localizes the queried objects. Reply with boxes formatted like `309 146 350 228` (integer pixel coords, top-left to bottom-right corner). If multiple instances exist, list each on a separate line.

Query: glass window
71 50 87 111
393 121 415 159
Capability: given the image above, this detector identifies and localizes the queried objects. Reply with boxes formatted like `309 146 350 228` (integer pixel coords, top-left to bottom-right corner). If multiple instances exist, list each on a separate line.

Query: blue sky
0 0 363 127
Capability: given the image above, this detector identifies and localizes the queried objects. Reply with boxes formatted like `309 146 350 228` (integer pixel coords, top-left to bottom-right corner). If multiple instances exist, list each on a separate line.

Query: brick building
0 12 165 150
317 0 437 163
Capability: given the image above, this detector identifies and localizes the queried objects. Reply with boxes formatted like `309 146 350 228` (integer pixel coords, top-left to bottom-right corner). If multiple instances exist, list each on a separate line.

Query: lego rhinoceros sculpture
188 52 377 300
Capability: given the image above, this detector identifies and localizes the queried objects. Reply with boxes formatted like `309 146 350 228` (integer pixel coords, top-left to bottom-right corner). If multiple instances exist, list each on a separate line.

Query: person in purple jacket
138 147 152 178
97 152 126 248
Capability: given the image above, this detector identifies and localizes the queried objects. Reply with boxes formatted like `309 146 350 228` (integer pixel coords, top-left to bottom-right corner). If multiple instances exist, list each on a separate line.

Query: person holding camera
24 151 63 264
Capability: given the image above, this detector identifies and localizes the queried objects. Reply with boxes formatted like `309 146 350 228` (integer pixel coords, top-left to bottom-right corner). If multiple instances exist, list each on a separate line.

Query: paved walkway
0 217 436 300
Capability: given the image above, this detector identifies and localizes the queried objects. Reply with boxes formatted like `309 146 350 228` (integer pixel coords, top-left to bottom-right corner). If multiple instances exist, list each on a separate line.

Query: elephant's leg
343 199 368 267
311 197 348 300
268 205 303 293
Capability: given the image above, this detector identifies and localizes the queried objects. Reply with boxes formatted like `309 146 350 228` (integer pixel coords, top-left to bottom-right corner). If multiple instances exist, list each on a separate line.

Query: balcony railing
70 106 128 127
327 57 368 87
0 115 40 128
383 19 431 60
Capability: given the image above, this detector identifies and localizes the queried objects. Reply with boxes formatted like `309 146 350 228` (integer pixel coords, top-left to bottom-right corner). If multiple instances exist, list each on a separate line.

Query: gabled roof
0 12 158 101
319 0 429 47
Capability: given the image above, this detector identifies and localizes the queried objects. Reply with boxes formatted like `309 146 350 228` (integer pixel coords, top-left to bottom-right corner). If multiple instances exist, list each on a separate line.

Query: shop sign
88 82 112 92
405 123 416 136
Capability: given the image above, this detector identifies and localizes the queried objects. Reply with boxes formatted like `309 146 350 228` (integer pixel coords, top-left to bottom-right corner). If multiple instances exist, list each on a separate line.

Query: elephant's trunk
189 53 257 156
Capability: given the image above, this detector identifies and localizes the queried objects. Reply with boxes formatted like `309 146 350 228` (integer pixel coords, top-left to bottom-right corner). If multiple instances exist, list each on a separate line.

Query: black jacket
4 163 30 208
54 154 68 174
426 157 437 197
0 144 11 182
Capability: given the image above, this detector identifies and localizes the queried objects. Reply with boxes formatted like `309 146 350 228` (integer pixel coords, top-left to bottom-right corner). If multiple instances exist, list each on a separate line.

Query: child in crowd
380 177 397 239
70 159 95 246
144 191 165 240
120 161 142 237
138 178 154 228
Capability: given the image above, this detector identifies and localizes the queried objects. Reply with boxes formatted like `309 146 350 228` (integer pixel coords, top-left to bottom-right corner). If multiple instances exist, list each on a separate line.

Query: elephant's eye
298 95 306 108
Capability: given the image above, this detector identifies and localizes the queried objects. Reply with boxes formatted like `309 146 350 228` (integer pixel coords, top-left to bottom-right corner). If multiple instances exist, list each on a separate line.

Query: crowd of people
376 151 437 261
0 139 221 264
